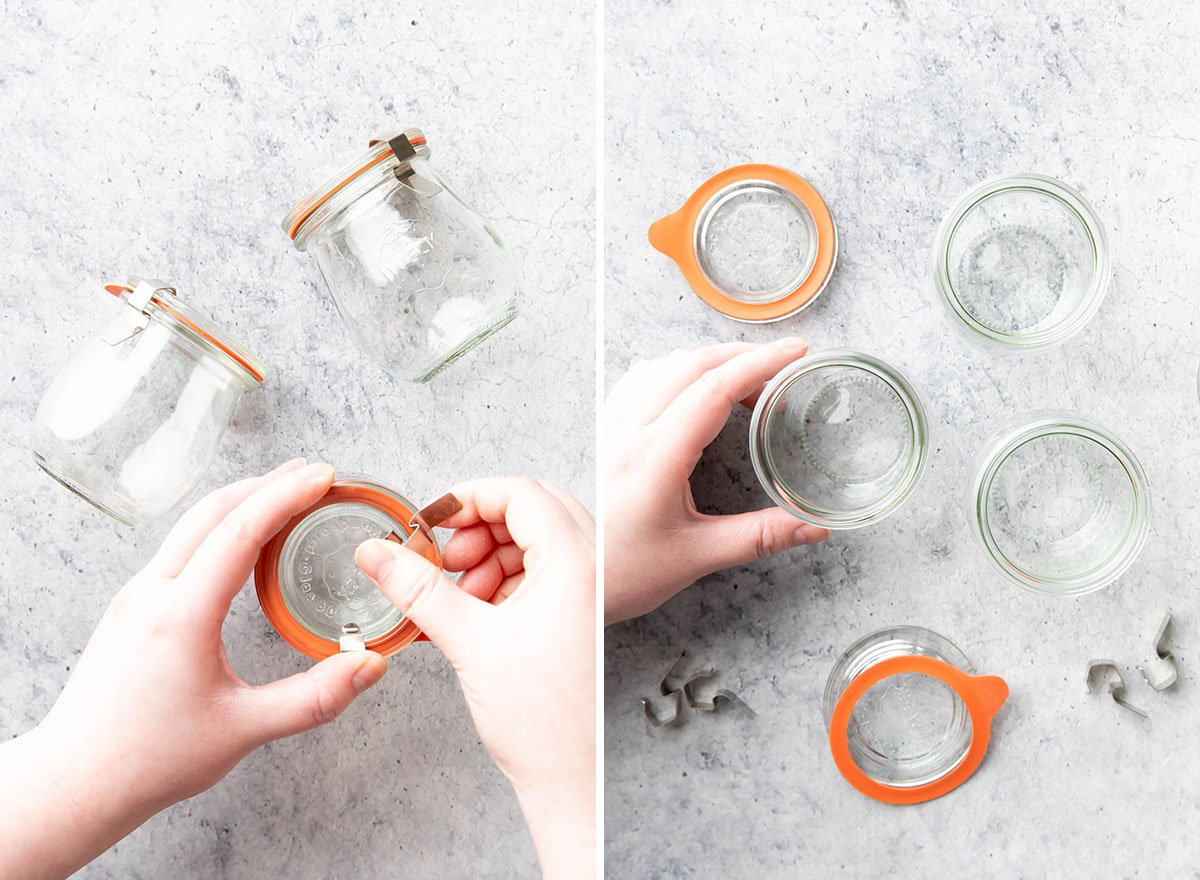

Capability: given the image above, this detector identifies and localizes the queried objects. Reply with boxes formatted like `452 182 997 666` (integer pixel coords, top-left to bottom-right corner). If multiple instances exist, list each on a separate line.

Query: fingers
442 521 512 571
238 651 388 745
438 478 587 557
145 458 307 578
651 338 809 475
609 343 759 423
355 539 487 653
691 508 830 573
537 480 595 543
177 462 335 623
457 544 526 601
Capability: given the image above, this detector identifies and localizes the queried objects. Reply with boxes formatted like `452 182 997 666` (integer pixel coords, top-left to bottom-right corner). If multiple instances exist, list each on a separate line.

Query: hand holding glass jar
604 338 831 624
0 460 387 880
355 477 597 880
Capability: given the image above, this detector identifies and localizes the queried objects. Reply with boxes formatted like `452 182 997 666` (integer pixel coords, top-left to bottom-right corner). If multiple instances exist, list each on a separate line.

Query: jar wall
307 159 520 382
31 321 245 525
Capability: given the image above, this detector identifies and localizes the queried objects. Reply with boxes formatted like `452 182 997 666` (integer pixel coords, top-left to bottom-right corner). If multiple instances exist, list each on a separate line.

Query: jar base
33 451 138 527
411 299 519 383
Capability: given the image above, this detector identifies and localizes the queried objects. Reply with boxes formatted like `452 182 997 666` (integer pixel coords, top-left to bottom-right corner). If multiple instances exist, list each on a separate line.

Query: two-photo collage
2 1 1198 877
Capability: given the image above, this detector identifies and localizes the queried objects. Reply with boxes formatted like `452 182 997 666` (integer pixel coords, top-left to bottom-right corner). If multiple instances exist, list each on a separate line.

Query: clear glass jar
931 174 1111 350
31 278 267 526
970 414 1151 596
254 476 451 660
283 129 520 382
649 163 838 322
824 626 1008 805
749 351 928 528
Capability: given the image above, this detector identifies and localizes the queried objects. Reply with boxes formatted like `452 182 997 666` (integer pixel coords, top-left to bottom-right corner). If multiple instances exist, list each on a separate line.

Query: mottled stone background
0 1 593 876
605 1 1200 876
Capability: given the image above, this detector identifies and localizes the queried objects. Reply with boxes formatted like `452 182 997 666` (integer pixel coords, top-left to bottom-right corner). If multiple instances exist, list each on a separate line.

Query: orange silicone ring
284 133 428 241
827 654 1008 805
648 164 837 322
103 283 265 384
254 482 442 660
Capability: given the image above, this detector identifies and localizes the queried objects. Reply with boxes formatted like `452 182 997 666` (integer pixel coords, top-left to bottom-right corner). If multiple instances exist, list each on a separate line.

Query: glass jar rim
103 283 267 387
253 475 441 659
748 350 929 529
930 173 1111 349
282 128 430 247
969 413 1151 596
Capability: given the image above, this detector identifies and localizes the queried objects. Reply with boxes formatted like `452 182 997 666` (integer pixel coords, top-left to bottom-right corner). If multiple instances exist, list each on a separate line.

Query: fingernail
779 336 808 349
298 462 333 482
355 539 397 580
279 457 307 471
795 526 828 545
351 653 387 694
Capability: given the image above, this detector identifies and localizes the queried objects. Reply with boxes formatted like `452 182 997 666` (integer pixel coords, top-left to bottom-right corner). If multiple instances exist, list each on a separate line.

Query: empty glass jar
749 351 928 528
970 414 1151 596
824 626 1008 805
283 129 520 382
32 278 267 526
931 174 1111 350
255 476 454 660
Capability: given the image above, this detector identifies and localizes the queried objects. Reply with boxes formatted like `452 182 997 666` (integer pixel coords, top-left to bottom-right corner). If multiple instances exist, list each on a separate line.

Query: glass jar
283 129 520 382
255 477 459 660
970 414 1151 596
931 174 1111 350
749 351 928 528
824 626 1008 805
32 278 267 526
649 164 838 322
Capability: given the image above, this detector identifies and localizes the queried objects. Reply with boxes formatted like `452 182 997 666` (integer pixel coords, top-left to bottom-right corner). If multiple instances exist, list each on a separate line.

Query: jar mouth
931 174 1110 349
254 476 440 659
103 283 267 387
823 627 975 789
283 128 430 247
970 415 1151 596
749 351 928 529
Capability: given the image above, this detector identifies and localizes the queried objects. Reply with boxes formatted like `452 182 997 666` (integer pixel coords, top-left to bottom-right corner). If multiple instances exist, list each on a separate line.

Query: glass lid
825 626 1009 805
254 477 444 660
932 174 1110 348
972 415 1151 596
649 163 838 322
750 351 927 528
102 279 267 386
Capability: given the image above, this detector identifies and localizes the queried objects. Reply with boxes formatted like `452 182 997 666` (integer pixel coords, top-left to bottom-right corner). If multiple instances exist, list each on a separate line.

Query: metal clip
1085 659 1148 719
99 279 176 346
388 133 443 198
339 622 366 653
1138 611 1179 692
391 493 463 557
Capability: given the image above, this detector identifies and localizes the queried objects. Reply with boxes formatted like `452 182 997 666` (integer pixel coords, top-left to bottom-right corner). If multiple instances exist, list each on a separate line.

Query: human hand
355 478 595 880
0 459 389 880
604 338 831 624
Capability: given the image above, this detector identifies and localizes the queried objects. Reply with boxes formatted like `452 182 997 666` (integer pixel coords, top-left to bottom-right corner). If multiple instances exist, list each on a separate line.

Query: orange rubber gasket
253 481 443 660
284 133 428 241
648 164 836 322
828 654 1008 805
103 283 265 384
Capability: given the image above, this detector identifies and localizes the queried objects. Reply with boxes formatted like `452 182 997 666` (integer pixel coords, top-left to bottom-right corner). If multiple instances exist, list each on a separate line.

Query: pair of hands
0 460 594 880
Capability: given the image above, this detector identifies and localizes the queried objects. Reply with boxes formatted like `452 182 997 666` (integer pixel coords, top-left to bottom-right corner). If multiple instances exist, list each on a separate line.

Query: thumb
354 538 483 655
692 508 830 572
241 650 388 744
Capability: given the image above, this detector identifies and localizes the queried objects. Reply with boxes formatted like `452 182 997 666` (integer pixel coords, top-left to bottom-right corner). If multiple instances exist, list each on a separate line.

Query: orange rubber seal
284 133 428 241
828 655 1008 805
254 481 442 660
649 164 836 322
103 283 265 384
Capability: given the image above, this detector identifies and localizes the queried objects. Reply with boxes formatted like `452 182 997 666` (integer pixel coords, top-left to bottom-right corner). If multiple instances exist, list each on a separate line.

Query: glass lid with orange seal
649 164 838 322
823 626 1009 805
254 476 461 660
